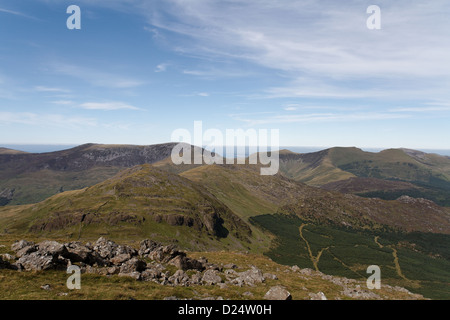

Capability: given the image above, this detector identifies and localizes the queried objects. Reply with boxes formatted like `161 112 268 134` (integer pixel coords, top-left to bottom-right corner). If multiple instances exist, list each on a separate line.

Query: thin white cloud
182 68 255 79
390 106 450 113
35 86 70 93
50 63 144 89
139 0 450 99
155 63 169 72
232 111 410 126
0 112 97 128
79 102 141 111
51 100 74 105
0 7 38 20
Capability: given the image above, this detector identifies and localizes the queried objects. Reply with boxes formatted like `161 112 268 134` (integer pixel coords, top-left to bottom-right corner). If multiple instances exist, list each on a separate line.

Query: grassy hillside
181 164 302 220
0 165 259 252
278 147 450 206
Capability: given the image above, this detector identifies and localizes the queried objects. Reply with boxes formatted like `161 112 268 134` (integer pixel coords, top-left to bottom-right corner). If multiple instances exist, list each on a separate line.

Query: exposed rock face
0 188 14 206
11 240 34 253
264 286 292 300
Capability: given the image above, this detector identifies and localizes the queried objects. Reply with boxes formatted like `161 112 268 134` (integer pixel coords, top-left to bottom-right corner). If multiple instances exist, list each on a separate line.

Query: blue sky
1 0 450 149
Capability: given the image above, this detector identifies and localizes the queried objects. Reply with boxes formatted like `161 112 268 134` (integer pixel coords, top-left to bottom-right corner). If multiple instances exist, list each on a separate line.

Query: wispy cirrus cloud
139 0 450 99
51 100 74 105
79 102 141 111
0 7 38 20
50 63 144 89
155 63 169 73
0 111 97 128
34 86 70 93
231 111 410 126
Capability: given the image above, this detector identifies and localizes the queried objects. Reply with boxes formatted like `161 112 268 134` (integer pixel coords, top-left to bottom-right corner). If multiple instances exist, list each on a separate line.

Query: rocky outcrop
8 237 270 289
7 238 426 300
0 188 14 206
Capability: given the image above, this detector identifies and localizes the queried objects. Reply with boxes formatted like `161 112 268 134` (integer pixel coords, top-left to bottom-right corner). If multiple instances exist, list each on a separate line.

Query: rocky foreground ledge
0 237 424 300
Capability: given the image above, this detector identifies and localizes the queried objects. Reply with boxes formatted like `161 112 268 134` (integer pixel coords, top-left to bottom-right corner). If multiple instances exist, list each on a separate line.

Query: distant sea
2 144 450 157
1 145 77 153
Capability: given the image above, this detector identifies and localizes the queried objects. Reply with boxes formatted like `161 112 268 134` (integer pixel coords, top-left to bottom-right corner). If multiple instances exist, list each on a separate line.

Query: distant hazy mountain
0 143 178 205
277 147 450 206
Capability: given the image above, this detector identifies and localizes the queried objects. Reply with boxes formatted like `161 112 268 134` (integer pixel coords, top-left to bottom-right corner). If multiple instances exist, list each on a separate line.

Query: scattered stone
37 241 67 257
190 271 203 285
11 240 34 252
1 253 15 261
290 265 301 272
107 266 120 275
309 292 327 300
264 286 292 300
111 253 131 265
299 268 316 276
231 266 265 286
169 255 204 271
263 273 278 280
16 252 61 271
217 283 228 289
119 258 146 274
64 242 93 263
223 263 237 269
168 270 190 286
15 245 38 258
341 286 381 300
202 269 222 285
40 284 51 290
118 271 141 281
0 256 16 270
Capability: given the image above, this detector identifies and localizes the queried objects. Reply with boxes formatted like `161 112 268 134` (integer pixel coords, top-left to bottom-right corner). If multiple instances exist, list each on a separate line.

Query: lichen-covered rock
37 241 68 257
169 255 204 271
202 269 222 285
11 240 34 253
119 258 146 274
231 266 265 286
264 286 292 300
168 270 190 286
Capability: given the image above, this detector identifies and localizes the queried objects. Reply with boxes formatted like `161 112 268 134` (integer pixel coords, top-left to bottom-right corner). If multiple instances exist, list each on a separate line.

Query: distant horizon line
1 143 450 157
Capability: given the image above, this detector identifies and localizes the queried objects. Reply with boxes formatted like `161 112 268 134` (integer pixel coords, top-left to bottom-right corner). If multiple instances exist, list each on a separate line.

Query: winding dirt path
299 224 328 272
374 236 408 281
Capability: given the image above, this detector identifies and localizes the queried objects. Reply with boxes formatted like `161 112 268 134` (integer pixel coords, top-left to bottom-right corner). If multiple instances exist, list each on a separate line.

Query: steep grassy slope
0 165 255 252
180 164 450 235
181 165 304 219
